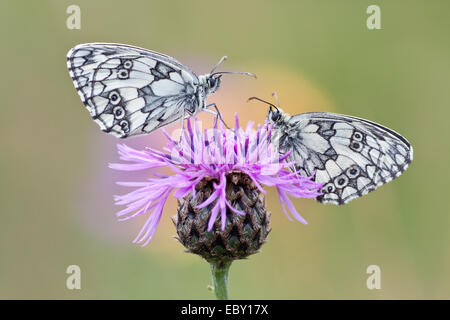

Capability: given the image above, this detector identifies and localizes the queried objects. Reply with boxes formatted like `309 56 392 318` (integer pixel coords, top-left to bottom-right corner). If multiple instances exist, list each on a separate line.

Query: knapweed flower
109 115 323 251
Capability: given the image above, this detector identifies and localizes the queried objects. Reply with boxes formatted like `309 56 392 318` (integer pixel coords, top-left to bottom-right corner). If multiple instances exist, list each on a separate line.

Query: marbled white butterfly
67 43 255 138
249 94 413 205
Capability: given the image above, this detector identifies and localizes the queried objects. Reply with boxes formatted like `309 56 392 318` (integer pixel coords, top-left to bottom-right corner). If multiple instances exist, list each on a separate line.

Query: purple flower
110 115 323 246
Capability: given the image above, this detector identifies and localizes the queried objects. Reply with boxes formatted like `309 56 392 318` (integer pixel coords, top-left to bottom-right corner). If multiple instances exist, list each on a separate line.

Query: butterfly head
267 106 284 124
247 94 287 126
205 74 222 95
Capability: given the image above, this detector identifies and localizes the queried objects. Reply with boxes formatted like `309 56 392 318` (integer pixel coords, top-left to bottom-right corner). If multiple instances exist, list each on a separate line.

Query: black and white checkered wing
67 43 199 138
280 112 413 205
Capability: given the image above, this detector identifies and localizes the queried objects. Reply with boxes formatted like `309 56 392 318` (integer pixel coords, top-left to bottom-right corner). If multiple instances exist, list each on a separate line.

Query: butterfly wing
67 43 199 138
276 112 413 204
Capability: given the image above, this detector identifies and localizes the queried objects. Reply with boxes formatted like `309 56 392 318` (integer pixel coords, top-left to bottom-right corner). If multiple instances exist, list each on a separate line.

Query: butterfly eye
208 77 216 88
271 111 280 122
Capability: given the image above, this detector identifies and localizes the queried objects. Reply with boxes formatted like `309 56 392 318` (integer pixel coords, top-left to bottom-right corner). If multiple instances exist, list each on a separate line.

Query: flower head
110 115 323 246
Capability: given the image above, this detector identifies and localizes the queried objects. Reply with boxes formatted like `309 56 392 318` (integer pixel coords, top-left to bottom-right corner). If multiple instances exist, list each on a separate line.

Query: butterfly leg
204 103 230 129
210 112 219 128
178 109 187 143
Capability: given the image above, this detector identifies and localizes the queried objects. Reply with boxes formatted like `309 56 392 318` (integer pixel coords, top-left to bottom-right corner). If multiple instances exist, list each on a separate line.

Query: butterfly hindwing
278 112 413 204
67 43 199 138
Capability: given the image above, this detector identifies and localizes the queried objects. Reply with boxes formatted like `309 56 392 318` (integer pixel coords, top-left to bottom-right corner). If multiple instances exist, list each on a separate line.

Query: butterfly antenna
211 71 257 78
210 56 228 74
272 91 281 109
247 96 279 111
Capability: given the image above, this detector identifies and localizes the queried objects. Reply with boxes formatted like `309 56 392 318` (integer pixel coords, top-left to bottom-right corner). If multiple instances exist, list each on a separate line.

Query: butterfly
248 94 413 205
67 43 255 138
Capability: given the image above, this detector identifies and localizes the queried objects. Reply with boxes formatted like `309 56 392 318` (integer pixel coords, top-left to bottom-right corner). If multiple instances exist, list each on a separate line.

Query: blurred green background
1 0 449 299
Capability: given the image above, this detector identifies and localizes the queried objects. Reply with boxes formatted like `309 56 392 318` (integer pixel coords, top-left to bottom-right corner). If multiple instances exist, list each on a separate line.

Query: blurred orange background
1 0 449 299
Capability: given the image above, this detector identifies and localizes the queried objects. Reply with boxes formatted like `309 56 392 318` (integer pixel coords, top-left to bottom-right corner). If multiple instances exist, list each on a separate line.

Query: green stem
209 260 232 300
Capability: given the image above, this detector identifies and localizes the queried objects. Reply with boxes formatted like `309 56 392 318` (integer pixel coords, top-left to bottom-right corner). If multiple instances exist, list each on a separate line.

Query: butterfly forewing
67 43 199 138
276 112 413 205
